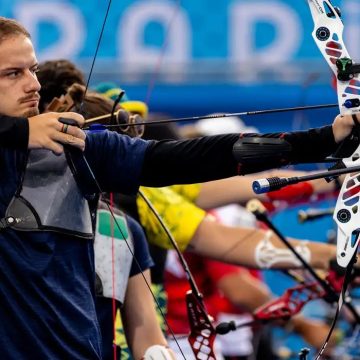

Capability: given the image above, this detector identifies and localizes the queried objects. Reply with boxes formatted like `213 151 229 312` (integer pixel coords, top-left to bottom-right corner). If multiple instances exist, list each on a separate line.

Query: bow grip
58 117 96 200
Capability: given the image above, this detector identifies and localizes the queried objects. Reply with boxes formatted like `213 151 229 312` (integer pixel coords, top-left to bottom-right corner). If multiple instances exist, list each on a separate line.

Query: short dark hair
37 59 85 112
0 17 30 42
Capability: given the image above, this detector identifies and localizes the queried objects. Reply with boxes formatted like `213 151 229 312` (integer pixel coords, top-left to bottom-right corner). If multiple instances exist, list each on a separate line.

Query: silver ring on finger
62 124 69 134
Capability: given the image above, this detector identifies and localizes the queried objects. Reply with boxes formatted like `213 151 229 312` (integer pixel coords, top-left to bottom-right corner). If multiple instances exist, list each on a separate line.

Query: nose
24 70 41 93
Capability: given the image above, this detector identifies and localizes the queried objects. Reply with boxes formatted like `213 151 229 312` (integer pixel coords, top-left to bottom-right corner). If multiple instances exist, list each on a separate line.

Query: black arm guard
233 126 338 174
233 136 292 174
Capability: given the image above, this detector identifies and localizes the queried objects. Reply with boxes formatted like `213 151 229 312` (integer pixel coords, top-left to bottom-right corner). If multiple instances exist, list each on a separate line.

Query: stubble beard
23 108 40 117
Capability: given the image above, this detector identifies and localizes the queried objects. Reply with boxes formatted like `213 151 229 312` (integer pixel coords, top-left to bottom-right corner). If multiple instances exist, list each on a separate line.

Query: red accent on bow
326 270 345 294
186 291 217 360
254 282 326 321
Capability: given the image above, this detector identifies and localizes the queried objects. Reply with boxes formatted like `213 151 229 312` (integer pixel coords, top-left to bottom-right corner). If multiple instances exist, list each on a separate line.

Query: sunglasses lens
116 109 130 132
131 114 144 137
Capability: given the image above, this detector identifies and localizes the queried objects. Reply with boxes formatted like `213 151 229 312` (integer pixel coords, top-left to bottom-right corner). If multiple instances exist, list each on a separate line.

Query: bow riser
254 282 326 321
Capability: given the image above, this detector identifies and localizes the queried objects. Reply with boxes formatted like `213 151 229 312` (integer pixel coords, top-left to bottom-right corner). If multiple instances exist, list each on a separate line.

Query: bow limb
333 163 360 267
308 0 360 115
138 190 218 359
186 291 217 360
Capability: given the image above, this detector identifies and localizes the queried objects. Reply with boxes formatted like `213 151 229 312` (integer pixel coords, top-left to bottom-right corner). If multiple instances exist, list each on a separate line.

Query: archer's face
0 35 40 117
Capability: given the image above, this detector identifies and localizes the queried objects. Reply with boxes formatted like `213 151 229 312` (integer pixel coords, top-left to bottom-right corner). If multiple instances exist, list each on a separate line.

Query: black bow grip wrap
59 117 97 199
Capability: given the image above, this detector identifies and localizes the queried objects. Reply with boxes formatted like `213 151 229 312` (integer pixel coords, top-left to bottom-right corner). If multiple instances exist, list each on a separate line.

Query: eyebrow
0 62 39 74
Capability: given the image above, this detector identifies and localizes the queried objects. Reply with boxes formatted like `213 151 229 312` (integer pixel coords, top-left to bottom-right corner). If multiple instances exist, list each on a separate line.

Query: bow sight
336 58 360 82
336 56 360 111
